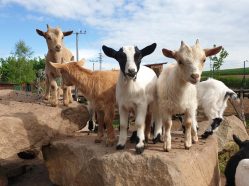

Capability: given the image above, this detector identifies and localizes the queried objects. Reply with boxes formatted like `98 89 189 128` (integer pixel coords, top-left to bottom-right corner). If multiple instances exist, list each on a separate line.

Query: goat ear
36 29 45 37
162 48 176 59
233 134 243 148
141 43 157 58
102 45 117 59
49 61 64 69
77 59 85 66
204 46 222 57
63 31 73 36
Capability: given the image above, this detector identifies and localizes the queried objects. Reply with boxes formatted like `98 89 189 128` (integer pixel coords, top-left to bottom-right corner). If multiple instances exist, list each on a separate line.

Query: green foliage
12 40 34 59
218 142 239 173
209 45 229 77
0 40 45 84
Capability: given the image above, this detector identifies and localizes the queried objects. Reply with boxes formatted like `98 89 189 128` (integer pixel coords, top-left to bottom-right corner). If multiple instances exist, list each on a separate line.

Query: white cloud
1 0 249 70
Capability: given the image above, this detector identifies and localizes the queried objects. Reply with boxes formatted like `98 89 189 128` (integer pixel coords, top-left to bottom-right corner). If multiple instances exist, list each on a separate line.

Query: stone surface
42 134 220 186
0 90 89 160
197 115 249 152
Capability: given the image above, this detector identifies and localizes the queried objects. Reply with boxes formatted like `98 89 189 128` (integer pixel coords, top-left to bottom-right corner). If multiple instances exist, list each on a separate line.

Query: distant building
144 62 167 76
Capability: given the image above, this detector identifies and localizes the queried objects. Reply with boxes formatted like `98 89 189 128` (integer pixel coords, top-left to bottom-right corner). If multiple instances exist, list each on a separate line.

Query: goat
36 24 74 107
155 40 222 151
49 60 119 146
197 78 238 138
102 43 157 154
225 134 249 186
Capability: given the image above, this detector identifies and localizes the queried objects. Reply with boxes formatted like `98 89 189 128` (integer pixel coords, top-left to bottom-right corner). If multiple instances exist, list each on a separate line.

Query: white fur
116 65 157 149
235 159 249 186
155 41 222 151
156 63 199 151
197 78 237 121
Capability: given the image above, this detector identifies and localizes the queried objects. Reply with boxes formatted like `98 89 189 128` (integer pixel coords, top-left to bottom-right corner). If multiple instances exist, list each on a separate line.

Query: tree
12 40 34 59
209 45 229 77
0 40 45 84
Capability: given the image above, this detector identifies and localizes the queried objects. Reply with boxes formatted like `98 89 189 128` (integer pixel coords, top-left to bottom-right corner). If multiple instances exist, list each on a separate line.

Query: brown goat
36 24 74 107
50 60 119 145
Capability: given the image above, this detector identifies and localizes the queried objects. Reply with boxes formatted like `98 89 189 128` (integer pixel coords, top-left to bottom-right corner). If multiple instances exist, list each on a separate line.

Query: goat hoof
116 144 125 150
201 131 213 139
185 145 191 150
153 134 163 144
163 147 170 152
135 146 144 154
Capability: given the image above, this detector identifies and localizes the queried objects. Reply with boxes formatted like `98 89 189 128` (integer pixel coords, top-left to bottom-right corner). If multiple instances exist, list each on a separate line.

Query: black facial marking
115 48 127 76
134 46 142 72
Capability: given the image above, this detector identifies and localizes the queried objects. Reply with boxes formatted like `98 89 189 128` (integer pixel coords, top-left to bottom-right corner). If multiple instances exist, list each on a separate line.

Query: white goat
197 78 238 138
155 40 222 151
102 43 157 154
36 24 74 106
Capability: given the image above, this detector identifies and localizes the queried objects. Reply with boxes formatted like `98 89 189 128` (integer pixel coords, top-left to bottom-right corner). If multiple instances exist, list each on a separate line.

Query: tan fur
50 61 119 145
36 25 74 107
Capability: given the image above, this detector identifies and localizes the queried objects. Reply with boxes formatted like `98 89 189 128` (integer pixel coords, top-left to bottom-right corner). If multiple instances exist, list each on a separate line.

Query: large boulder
0 92 89 160
42 134 220 186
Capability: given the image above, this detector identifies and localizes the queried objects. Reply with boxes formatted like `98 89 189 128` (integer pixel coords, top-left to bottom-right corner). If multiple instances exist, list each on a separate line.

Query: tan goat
36 24 74 107
50 60 119 146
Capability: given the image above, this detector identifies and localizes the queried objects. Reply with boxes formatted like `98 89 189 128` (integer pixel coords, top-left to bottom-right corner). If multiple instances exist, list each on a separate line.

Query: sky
0 0 249 71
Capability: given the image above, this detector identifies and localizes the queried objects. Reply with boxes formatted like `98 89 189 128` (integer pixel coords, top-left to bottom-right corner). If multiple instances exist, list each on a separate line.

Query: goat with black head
225 134 249 186
102 43 157 154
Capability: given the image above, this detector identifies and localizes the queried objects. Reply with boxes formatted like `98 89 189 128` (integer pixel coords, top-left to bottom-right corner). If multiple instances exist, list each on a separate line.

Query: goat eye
47 36 52 40
178 60 183 65
62 36 64 39
203 59 206 63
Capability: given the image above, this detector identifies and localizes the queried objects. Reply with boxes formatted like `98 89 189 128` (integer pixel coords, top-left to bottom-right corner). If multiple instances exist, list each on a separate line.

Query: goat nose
55 45 61 50
128 68 136 74
191 74 199 79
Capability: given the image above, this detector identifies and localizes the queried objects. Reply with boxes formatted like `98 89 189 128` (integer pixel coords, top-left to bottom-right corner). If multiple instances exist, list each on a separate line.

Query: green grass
202 67 249 76
218 142 239 173
201 76 249 89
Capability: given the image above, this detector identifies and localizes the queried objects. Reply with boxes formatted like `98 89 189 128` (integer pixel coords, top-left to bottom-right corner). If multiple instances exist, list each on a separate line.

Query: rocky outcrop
42 134 220 186
0 96 89 160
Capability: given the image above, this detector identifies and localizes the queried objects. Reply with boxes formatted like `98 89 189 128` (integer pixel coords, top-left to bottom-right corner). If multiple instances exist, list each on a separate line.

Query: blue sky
0 0 249 70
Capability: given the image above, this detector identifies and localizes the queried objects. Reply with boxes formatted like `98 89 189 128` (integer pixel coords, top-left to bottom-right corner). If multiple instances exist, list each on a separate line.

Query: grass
202 67 249 76
218 142 239 173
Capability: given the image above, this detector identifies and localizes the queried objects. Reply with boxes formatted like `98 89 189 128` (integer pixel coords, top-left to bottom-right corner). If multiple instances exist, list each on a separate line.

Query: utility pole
89 59 98 71
73 30 86 101
98 50 103 70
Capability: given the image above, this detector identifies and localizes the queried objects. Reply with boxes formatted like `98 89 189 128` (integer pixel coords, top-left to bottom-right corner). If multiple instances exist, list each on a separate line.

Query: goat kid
198 78 238 138
36 24 74 107
50 60 119 146
155 40 222 151
102 43 157 154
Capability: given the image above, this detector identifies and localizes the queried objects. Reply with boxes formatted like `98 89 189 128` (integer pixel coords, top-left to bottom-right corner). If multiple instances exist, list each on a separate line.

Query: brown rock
0 98 89 160
42 134 220 186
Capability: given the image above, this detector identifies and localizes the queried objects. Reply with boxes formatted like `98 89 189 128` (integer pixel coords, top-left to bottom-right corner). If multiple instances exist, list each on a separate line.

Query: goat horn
181 41 186 47
195 39 200 45
47 24 50 30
